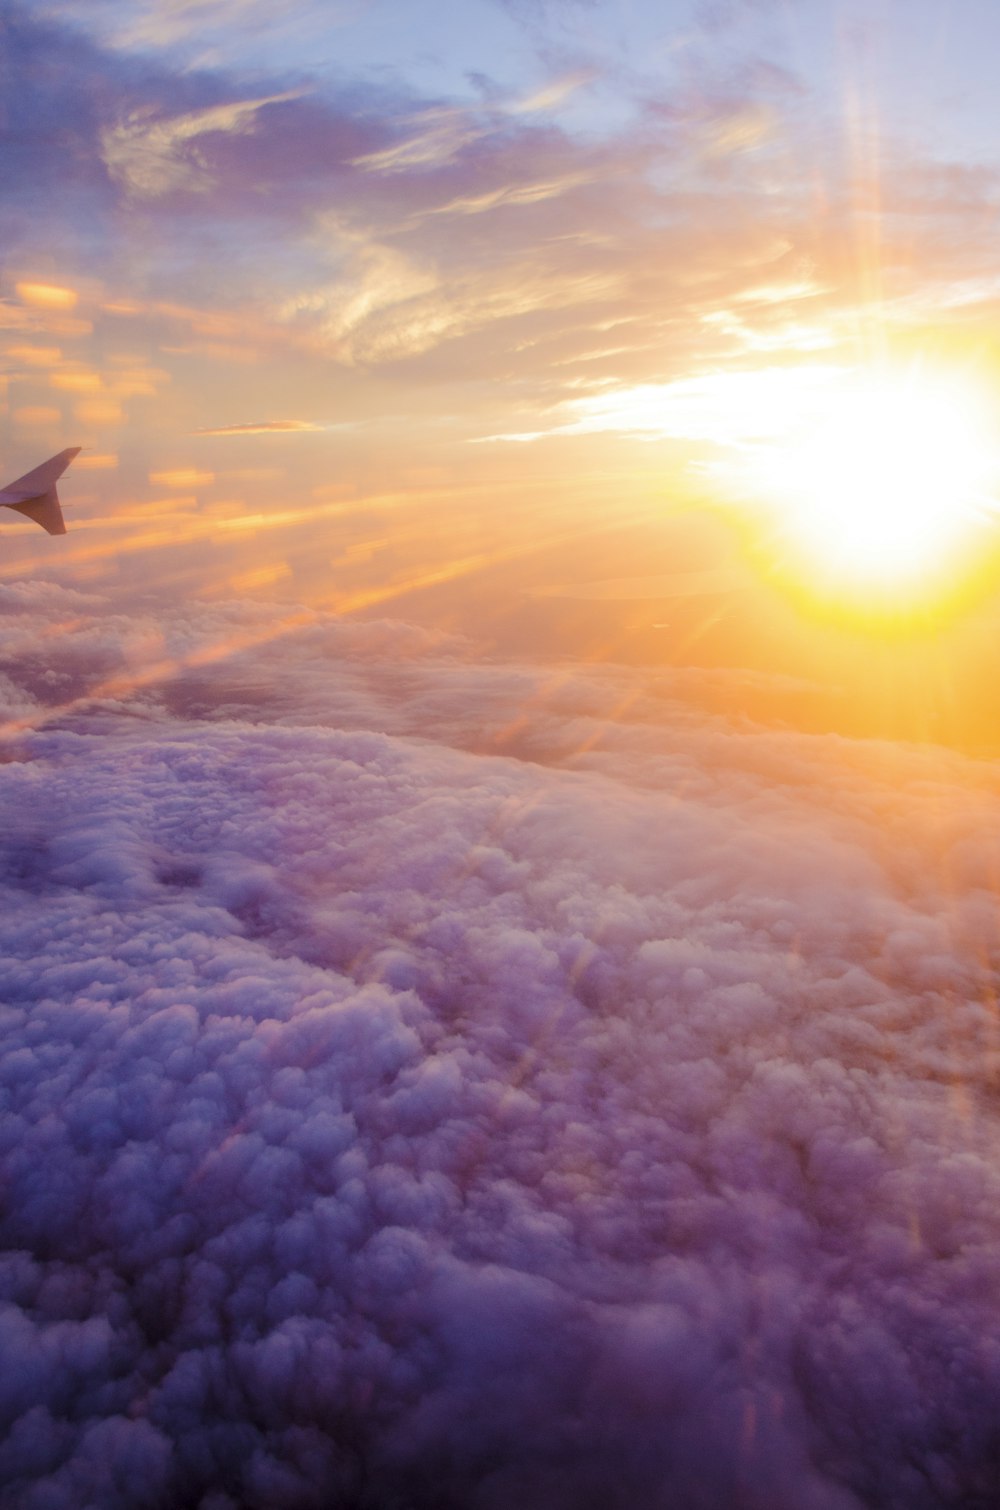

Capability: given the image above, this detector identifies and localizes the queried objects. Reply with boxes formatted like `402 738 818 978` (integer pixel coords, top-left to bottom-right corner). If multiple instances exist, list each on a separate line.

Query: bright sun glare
746 367 1000 597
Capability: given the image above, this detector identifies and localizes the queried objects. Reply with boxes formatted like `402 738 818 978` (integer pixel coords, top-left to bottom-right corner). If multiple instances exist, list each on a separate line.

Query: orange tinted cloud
149 468 215 488
16 282 78 311
75 453 119 471
50 371 104 393
6 345 62 367
229 562 292 592
75 398 123 426
193 421 320 436
12 406 62 427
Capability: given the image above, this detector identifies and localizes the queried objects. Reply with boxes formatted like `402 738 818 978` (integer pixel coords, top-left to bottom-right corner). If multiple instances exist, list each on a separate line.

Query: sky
7 0 1000 739
5 2 1000 1506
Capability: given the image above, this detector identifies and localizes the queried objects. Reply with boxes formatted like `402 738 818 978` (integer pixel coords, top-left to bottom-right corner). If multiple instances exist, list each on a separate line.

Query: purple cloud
1 583 999 1506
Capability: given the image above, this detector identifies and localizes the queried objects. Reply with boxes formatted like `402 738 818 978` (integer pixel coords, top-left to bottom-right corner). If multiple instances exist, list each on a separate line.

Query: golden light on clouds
111 372 163 397
119 495 200 519
13 406 62 428
194 421 318 436
148 468 215 488
7 345 62 367
490 366 846 445
50 370 105 393
75 397 123 426
491 356 1000 615
230 562 292 593
16 281 78 310
74 453 119 471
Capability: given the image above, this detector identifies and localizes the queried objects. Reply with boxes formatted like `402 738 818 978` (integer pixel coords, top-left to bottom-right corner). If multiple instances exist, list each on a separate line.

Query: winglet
0 447 81 498
0 447 82 535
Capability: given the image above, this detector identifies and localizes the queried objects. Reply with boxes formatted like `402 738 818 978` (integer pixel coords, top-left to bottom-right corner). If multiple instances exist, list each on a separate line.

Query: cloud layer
2 584 1000 1507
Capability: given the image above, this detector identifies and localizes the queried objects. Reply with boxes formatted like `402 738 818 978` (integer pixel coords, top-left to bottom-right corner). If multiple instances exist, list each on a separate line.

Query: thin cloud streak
193 421 323 435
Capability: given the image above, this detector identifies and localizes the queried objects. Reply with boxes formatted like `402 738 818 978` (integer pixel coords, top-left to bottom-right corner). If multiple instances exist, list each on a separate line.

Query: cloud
480 364 852 444
306 252 623 365
0 4 390 282
2 2 632 379
350 107 488 174
33 0 352 61
0 0 808 389
13 0 1000 403
696 103 774 157
279 197 630 365
504 70 594 115
349 77 592 178
1 583 1000 1507
193 420 322 436
418 173 587 220
533 566 748 600
101 91 306 197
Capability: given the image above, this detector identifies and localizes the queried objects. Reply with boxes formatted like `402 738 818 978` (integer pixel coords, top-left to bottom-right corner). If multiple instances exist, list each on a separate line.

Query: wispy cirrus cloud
504 68 595 114
32 0 354 63
288 230 624 365
349 106 489 174
101 90 307 197
418 172 587 219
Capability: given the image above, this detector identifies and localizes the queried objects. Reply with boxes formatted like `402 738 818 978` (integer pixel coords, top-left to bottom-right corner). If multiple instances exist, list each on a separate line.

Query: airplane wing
0 447 81 535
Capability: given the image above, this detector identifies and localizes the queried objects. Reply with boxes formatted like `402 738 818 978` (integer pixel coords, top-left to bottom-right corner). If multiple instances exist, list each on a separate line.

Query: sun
733 364 1000 605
